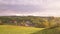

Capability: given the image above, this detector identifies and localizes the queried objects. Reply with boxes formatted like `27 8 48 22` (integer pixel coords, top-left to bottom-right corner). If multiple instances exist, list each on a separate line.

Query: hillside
32 27 60 34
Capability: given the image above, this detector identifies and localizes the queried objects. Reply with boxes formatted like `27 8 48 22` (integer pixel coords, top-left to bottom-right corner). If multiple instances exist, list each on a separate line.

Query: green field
0 25 44 34
33 27 60 34
0 25 60 34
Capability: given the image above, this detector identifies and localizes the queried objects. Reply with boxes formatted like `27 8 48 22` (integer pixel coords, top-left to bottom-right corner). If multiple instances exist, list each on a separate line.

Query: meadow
0 25 60 34
0 25 44 34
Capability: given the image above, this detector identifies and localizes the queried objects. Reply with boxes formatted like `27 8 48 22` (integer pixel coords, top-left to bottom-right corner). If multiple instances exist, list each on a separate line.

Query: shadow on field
32 28 60 34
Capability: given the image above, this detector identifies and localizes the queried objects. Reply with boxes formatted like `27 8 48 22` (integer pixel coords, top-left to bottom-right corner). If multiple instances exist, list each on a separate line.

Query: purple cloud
0 0 60 17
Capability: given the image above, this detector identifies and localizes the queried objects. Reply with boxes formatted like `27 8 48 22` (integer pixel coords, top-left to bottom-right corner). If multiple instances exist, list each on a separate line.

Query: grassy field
32 27 60 34
0 25 44 34
0 25 60 34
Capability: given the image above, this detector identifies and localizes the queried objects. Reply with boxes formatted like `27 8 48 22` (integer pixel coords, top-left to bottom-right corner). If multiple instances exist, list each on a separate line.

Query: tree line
0 16 60 28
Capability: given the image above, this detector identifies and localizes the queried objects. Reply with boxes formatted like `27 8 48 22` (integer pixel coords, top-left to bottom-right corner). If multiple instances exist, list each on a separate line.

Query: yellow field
0 25 44 34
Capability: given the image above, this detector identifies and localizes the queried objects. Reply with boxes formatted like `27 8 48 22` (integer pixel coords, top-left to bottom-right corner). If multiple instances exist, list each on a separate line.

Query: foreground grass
1 25 60 34
0 25 44 34
32 27 60 34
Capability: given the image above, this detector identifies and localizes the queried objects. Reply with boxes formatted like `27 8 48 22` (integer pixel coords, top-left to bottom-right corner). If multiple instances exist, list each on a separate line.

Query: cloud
0 0 42 5
0 4 42 14
0 0 60 16
33 0 60 17
0 0 44 16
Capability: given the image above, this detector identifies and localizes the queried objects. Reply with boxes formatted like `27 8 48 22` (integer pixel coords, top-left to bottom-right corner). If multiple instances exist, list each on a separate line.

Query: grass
0 25 44 34
1 25 60 34
32 27 60 34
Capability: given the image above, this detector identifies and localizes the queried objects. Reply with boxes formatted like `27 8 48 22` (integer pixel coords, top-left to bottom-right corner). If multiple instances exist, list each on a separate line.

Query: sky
0 0 60 16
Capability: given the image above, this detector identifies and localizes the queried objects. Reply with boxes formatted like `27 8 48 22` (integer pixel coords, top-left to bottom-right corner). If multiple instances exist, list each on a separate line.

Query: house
25 20 35 27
